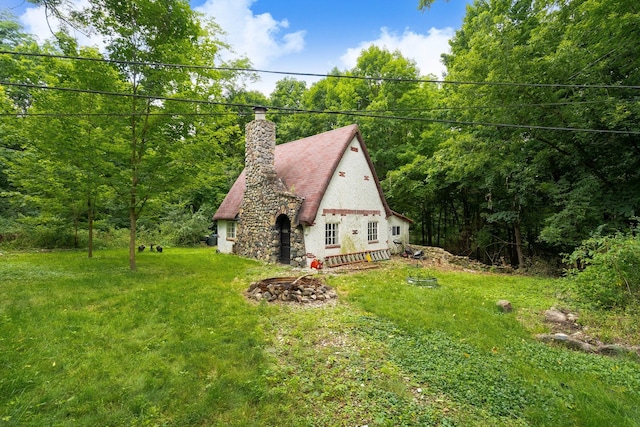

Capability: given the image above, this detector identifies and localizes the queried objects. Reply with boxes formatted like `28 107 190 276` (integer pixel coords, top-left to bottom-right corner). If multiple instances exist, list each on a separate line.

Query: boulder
496 300 512 312
544 308 568 323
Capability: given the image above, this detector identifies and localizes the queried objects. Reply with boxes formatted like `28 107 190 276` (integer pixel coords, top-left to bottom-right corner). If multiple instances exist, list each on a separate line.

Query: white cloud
17 0 305 95
195 0 305 68
20 7 55 43
19 0 105 49
340 27 454 78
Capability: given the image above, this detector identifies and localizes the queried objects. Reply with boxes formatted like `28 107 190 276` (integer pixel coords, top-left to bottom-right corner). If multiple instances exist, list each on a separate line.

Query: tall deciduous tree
0 14 34 233
271 46 436 178
421 0 640 265
0 14 62 243
268 77 307 144
65 0 235 270
19 37 125 255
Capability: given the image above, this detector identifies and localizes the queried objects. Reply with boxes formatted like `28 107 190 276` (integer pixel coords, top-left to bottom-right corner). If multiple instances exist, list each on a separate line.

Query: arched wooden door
276 215 291 264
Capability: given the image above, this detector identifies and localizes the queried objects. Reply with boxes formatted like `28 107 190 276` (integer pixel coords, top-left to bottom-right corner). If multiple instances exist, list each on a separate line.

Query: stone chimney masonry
233 106 306 266
245 106 277 186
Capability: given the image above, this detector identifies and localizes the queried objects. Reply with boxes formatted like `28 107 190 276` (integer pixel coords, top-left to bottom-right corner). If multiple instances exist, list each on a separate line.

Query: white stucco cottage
213 107 411 267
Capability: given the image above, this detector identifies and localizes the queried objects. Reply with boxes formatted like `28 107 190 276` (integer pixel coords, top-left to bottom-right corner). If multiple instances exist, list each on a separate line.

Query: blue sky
4 0 472 94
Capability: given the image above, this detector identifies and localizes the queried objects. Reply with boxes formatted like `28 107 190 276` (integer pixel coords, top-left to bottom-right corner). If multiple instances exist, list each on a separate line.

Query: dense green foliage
425 0 640 265
1 249 638 425
257 0 640 269
565 229 640 309
0 5 244 265
1 0 639 272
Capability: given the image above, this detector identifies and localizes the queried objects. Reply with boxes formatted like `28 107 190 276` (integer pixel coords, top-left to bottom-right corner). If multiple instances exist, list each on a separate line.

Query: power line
3 50 640 90
0 80 246 108
0 98 613 117
5 101 619 116
0 112 238 117
0 81 628 114
334 99 626 114
2 81 638 135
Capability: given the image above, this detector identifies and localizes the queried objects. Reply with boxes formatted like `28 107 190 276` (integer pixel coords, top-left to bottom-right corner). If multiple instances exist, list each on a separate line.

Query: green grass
1 250 639 426
331 265 640 426
0 249 278 426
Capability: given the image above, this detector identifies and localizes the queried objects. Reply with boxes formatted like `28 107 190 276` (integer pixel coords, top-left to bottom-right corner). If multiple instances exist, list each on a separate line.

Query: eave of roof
391 210 414 224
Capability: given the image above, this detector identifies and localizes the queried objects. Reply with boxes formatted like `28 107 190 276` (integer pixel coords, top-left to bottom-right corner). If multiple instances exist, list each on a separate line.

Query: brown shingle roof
213 124 392 225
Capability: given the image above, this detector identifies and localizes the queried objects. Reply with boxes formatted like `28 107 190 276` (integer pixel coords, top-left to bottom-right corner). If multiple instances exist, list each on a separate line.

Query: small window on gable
325 223 338 246
226 221 236 239
368 221 378 243
392 226 401 236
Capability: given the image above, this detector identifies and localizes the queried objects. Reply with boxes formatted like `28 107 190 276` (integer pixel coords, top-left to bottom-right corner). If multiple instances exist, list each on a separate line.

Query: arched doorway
276 215 291 264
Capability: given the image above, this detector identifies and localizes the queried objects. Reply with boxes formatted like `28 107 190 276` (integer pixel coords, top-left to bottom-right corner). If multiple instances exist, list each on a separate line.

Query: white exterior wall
216 220 236 254
303 136 390 264
388 215 411 254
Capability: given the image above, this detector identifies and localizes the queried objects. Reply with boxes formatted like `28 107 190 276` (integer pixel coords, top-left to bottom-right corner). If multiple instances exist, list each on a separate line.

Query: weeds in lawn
1 250 639 426
256 302 456 426
332 267 640 426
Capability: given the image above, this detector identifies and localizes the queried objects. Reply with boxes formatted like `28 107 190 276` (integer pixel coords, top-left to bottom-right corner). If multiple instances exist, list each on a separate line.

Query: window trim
368 221 379 243
325 222 339 247
226 221 237 240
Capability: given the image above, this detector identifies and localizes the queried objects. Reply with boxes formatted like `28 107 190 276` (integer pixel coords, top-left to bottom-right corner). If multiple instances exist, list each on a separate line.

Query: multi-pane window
368 221 378 242
391 225 401 236
226 221 236 239
325 223 338 246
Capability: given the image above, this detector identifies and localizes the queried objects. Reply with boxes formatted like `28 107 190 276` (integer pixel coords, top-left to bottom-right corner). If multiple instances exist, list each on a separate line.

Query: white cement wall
303 136 390 264
216 220 236 254
388 215 412 254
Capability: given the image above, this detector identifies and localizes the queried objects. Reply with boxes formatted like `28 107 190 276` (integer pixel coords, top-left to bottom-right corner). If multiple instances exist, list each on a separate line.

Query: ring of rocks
247 275 337 304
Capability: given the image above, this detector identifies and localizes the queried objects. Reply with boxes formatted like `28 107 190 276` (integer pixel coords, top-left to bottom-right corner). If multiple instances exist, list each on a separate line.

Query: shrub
158 204 213 246
7 215 76 249
0 217 23 246
565 229 640 309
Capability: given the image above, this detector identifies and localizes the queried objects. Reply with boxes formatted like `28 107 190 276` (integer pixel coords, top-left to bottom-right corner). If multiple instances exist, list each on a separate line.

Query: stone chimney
234 106 305 266
245 106 277 187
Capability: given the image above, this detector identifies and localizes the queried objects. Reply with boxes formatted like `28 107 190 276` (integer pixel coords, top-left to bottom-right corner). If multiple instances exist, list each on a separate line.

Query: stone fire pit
247 275 337 304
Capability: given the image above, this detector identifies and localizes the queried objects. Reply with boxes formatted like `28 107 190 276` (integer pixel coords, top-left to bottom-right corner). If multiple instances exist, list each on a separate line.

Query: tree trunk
128 92 140 271
421 205 427 245
426 206 433 246
129 121 138 271
437 208 442 247
74 216 79 249
88 196 93 258
129 196 137 271
514 220 525 269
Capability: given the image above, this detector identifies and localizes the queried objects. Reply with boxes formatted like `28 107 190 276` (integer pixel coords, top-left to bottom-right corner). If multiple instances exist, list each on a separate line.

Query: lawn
0 248 639 426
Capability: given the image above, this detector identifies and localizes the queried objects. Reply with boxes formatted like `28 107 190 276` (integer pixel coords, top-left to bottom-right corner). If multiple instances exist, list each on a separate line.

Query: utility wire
0 80 248 109
323 99 628 114
3 50 640 90
0 112 239 117
2 81 639 135
8 112 640 135
0 82 629 113
0 99 624 117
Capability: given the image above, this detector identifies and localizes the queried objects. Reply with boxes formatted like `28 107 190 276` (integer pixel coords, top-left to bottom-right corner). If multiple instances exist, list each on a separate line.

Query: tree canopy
1 0 638 271
425 0 640 264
